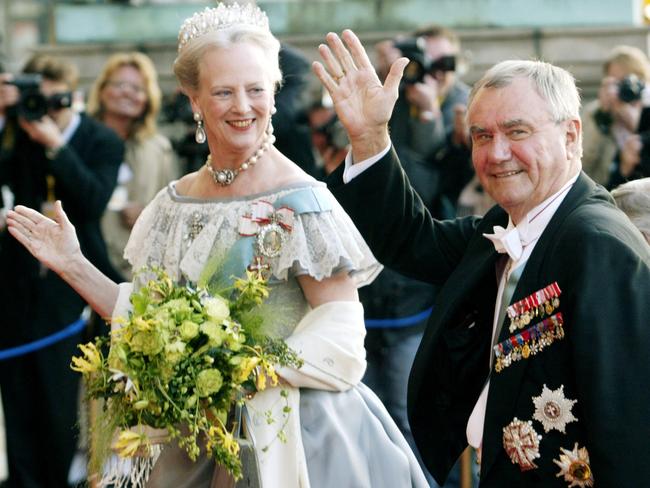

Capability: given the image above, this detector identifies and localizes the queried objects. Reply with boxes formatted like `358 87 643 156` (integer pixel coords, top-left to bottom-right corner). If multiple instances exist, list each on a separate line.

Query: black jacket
329 148 650 486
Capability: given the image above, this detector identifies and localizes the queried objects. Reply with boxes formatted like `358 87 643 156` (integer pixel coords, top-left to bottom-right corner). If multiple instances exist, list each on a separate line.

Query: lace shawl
124 181 382 288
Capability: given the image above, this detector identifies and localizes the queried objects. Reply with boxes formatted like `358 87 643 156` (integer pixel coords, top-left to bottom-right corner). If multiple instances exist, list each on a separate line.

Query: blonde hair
173 25 282 94
87 52 162 141
604 45 650 82
611 177 650 238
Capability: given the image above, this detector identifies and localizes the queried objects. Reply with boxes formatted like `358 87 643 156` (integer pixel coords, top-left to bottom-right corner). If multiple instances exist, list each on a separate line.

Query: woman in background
611 177 650 244
88 52 178 278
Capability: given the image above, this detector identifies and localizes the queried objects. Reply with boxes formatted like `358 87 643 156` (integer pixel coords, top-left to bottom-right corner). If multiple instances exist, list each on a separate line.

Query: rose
196 368 224 397
164 340 186 364
130 330 165 356
200 321 225 346
179 320 200 341
203 296 230 322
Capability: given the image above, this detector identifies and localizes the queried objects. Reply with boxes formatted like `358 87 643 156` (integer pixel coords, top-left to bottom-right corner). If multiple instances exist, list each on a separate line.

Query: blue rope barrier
365 306 434 329
0 317 87 361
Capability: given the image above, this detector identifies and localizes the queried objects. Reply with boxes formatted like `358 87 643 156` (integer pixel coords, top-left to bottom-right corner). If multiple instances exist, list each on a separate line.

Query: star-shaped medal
532 384 577 433
553 443 594 487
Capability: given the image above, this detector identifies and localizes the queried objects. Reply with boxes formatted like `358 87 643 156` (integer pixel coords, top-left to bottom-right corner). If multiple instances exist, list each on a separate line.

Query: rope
0 316 87 361
364 306 433 329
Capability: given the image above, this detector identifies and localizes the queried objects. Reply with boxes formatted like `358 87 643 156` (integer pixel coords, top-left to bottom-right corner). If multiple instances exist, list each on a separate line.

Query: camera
618 74 645 103
313 113 348 150
394 37 456 84
3 74 72 120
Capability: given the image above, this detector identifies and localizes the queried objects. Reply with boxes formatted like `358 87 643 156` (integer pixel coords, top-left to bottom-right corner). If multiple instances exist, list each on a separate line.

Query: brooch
502 418 542 471
494 312 565 373
184 211 206 241
507 282 562 333
239 200 294 258
553 443 594 487
532 384 577 433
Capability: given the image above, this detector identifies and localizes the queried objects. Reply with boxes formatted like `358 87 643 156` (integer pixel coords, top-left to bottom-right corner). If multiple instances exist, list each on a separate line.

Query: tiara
178 3 270 52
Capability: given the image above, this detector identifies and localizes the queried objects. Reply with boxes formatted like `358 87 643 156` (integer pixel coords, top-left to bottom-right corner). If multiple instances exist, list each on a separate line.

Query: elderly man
315 31 650 487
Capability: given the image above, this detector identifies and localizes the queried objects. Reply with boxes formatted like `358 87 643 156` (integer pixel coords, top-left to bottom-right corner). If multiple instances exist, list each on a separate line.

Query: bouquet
71 267 302 484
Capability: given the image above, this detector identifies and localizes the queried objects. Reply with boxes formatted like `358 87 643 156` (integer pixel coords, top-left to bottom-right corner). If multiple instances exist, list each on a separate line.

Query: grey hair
611 177 650 238
173 25 282 93
468 59 581 123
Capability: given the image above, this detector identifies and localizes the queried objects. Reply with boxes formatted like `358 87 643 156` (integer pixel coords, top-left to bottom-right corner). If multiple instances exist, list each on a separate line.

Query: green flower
203 296 230 322
179 320 200 341
130 330 165 356
196 368 223 397
164 298 193 322
164 340 186 364
200 321 225 346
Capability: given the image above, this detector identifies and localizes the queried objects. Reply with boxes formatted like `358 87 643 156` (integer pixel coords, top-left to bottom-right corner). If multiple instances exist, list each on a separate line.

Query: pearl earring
194 112 206 144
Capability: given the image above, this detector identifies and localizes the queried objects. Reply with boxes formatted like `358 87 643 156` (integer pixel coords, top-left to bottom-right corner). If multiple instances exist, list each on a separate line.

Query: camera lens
18 91 48 120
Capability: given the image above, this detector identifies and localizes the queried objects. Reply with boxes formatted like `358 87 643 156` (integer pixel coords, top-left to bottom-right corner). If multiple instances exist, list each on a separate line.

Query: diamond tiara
178 3 271 52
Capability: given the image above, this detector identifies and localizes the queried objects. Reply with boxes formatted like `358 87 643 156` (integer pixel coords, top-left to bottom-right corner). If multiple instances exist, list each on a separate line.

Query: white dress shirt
466 171 580 449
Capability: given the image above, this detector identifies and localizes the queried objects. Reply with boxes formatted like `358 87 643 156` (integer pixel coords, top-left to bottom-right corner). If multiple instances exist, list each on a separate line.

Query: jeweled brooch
502 418 542 471
553 443 594 487
532 384 577 433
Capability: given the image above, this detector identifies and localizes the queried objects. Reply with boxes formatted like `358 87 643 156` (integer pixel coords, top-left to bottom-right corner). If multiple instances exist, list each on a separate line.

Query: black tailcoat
328 149 650 487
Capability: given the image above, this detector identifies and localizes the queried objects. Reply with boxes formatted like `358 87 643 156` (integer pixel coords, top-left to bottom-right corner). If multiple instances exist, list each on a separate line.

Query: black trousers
0 328 82 488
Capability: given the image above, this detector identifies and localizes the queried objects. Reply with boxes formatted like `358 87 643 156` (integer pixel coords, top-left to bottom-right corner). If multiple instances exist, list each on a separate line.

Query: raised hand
6 201 81 276
313 30 408 162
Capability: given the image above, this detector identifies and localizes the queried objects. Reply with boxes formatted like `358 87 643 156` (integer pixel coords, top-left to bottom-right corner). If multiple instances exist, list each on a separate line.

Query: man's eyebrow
469 125 487 135
499 119 532 129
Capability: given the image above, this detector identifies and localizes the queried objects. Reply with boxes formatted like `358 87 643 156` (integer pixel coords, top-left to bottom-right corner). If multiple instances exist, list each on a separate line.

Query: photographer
581 45 650 186
308 99 349 177
0 54 123 487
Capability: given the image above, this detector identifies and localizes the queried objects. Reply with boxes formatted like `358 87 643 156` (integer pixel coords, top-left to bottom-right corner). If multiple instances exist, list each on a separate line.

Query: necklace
205 124 275 186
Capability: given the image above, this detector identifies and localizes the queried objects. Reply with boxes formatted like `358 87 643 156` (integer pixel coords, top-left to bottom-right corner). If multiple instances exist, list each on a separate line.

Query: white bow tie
483 225 523 261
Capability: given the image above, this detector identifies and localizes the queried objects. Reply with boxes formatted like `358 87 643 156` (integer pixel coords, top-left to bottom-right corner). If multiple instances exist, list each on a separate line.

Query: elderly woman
87 52 178 278
6 4 427 488
611 177 650 244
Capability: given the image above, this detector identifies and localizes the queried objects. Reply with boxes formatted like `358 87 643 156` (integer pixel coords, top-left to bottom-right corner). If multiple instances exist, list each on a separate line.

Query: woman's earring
194 112 206 144
270 106 277 115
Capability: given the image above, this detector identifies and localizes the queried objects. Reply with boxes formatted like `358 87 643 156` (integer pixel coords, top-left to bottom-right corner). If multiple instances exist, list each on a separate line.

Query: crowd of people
0 2 648 488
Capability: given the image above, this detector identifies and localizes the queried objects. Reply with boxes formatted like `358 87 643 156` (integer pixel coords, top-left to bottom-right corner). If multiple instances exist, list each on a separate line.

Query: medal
553 443 594 487
502 418 542 471
532 384 577 433
493 313 565 373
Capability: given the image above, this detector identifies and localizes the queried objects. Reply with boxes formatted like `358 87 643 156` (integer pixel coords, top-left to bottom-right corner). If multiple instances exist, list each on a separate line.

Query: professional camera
394 37 456 84
618 74 645 103
313 113 348 150
3 74 72 120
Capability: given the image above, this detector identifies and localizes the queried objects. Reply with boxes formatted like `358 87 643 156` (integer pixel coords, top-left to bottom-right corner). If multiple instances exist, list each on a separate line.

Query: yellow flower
234 270 269 304
231 356 260 384
206 424 240 458
70 342 102 375
113 430 146 458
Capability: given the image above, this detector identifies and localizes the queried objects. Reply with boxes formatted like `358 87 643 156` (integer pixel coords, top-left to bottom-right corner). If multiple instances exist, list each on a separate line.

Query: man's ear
565 118 581 160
